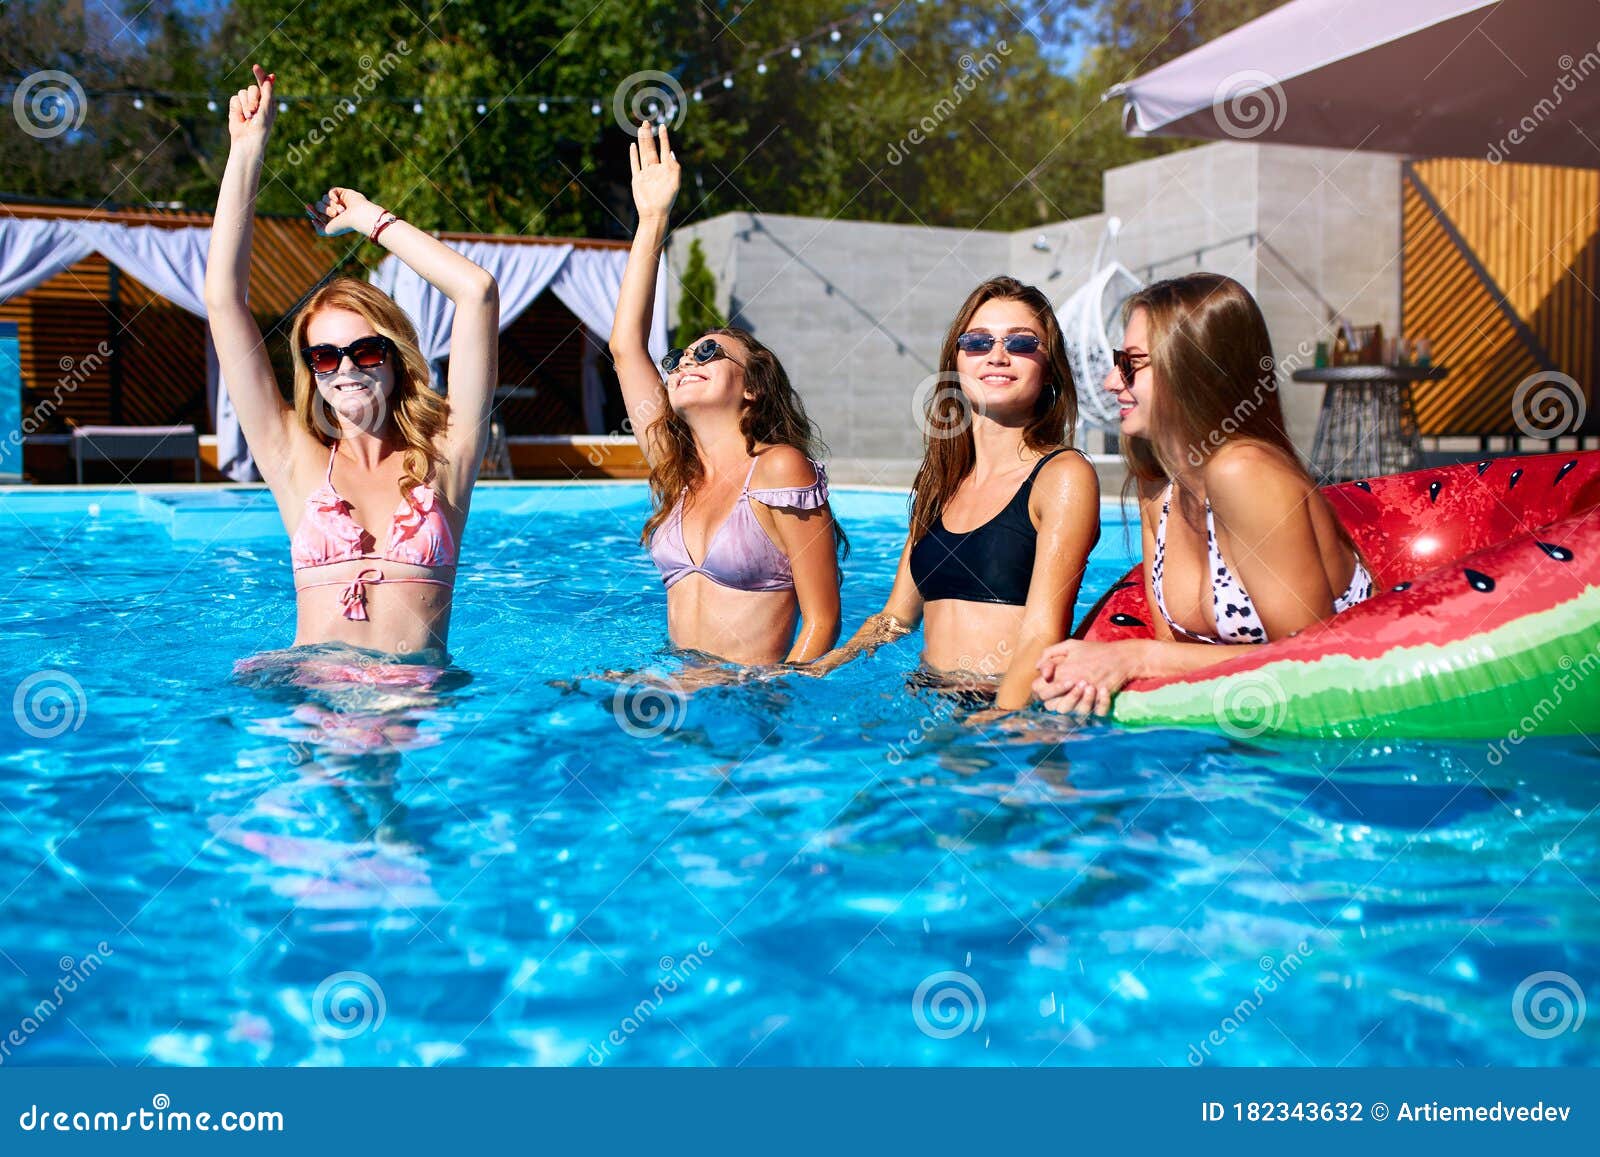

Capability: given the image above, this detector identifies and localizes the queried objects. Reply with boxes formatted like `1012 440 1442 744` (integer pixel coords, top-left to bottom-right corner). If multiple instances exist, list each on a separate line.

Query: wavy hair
641 325 847 558
289 277 449 500
909 276 1077 542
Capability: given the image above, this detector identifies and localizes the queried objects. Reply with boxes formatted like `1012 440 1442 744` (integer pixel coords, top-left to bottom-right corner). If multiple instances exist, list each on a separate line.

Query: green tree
673 238 724 348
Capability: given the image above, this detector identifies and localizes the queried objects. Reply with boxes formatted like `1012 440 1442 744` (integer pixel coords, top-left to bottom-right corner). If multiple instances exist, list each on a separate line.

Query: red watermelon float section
1076 451 1600 740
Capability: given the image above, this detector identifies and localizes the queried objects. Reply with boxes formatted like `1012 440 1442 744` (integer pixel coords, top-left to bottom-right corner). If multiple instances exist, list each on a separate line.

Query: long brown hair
640 325 847 557
909 276 1077 541
1119 274 1355 554
289 277 449 500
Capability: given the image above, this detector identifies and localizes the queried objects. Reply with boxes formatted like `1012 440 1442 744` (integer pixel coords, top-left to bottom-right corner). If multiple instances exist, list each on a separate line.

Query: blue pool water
0 483 1595 1067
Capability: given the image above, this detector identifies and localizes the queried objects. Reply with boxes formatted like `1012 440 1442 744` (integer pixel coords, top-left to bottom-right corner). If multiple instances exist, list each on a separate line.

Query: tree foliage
4 1 1283 235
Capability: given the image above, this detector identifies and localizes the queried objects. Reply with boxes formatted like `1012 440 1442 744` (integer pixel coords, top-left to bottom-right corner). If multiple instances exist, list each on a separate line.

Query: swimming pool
0 483 1594 1067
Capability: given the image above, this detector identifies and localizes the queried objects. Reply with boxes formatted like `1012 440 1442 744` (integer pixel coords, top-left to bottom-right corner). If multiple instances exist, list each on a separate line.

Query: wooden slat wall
1402 159 1598 435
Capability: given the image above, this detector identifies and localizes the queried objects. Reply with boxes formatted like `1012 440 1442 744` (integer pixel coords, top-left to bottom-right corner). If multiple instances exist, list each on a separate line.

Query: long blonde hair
289 277 449 498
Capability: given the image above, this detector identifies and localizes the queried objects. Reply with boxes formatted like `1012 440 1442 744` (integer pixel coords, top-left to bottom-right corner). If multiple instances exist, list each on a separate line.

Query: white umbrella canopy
1108 0 1600 168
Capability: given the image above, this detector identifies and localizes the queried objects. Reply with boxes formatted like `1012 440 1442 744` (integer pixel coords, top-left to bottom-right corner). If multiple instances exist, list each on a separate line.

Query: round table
1292 365 1448 482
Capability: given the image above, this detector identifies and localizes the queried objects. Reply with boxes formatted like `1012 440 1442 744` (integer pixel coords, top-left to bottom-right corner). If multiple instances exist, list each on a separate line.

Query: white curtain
0 219 94 300
549 247 669 365
0 218 259 481
370 240 575 388
371 241 669 403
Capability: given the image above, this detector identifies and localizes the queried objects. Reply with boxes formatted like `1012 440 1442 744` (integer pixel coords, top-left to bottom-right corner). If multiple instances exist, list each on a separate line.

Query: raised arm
609 121 677 468
203 64 302 496
992 452 1100 711
306 188 499 509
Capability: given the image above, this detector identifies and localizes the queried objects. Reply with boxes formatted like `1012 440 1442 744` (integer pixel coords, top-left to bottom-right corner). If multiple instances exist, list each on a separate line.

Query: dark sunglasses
300 335 395 376
1112 348 1150 387
660 337 742 375
956 331 1043 356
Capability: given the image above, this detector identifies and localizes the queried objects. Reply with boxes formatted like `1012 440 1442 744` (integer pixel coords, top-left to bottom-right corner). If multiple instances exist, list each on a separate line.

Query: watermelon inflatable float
1076 451 1600 740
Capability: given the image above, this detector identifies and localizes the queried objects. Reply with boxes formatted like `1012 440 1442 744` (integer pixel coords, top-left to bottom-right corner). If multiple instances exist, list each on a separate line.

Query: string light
93 9 899 120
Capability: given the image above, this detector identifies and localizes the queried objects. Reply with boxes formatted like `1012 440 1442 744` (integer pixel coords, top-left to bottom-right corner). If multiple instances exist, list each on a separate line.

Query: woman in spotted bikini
1033 273 1373 716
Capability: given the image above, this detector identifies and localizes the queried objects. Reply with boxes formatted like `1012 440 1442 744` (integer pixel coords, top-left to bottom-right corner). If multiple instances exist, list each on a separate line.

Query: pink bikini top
290 444 458 620
648 456 829 592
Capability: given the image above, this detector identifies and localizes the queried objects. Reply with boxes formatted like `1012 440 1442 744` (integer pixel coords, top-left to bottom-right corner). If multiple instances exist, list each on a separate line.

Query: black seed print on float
1538 541 1574 562
1476 460 1491 476
1428 480 1443 503
1554 459 1577 485
1508 468 1523 489
1353 480 1372 493
1109 613 1146 628
1392 582 1412 592
1111 580 1139 592
1465 568 1495 593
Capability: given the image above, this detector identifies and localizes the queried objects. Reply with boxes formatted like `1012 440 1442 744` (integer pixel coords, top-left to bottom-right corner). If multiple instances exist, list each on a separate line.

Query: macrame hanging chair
1057 217 1144 431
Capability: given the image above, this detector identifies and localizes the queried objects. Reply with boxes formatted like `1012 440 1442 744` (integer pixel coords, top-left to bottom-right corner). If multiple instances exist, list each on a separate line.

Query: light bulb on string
412 101 423 114
872 11 883 22
722 75 733 88
756 61 767 75
538 100 548 113
277 100 287 112
591 101 601 114
692 89 703 102
830 29 841 42
476 102 487 114
132 96 144 109
790 45 801 58
206 99 217 111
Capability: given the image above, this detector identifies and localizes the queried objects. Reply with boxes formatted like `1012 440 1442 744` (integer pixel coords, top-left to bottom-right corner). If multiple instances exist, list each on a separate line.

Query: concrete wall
665 141 1404 478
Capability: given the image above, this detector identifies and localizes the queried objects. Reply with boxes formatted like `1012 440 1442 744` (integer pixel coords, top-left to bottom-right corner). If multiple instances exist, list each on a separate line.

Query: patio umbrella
1107 0 1600 168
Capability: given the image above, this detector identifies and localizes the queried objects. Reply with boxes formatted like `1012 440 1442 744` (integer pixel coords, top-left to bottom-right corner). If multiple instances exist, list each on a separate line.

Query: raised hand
228 63 277 146
629 121 680 220
306 187 384 238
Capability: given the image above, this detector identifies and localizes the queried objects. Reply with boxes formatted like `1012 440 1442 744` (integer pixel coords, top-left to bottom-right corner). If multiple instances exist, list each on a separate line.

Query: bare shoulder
1033 447 1098 500
1204 440 1312 522
752 443 821 488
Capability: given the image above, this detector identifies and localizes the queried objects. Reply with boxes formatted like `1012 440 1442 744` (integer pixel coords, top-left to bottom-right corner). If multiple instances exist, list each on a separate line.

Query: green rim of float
1111 584 1600 741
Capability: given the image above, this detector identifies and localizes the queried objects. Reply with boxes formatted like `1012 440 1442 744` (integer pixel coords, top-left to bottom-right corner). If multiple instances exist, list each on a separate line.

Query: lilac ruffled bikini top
648 455 829 592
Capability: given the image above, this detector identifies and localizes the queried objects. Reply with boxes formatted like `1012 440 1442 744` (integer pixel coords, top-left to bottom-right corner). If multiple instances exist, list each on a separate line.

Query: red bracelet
369 211 398 243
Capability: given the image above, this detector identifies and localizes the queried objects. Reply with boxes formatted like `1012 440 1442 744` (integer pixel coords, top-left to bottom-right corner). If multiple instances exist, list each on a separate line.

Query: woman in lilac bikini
611 121 845 666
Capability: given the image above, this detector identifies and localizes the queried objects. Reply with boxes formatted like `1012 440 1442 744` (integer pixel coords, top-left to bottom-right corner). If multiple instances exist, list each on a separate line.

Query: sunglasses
1112 348 1150 387
956 331 1043 356
660 337 743 375
300 335 395 376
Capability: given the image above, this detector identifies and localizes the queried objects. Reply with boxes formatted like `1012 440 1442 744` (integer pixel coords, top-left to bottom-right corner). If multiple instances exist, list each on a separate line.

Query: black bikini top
909 448 1078 607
